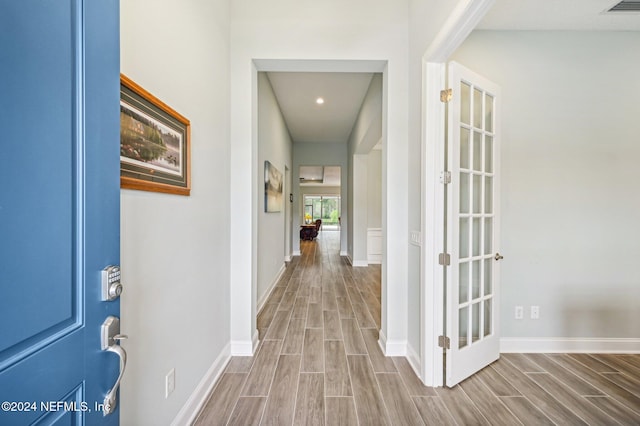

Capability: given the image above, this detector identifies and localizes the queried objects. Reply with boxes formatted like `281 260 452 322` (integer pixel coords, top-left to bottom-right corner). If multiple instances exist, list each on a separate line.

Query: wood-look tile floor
195 231 640 425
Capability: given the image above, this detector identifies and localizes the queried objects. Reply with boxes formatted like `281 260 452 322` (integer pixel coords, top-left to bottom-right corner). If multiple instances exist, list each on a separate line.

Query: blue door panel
0 0 120 424
0 0 76 354
0 332 83 425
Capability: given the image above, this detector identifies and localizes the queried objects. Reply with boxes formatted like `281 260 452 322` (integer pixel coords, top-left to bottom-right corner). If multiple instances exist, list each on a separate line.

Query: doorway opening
230 59 394 359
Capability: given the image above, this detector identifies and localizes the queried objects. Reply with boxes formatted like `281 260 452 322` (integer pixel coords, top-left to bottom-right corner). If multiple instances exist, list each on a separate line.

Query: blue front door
0 1 121 424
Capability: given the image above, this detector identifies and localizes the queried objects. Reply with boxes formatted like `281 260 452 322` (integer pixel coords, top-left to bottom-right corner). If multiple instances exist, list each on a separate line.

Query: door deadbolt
102 265 123 301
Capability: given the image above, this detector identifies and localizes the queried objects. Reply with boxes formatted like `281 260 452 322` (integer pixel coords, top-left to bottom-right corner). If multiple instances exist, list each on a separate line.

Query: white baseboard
171 342 231 426
501 337 640 353
352 260 368 267
378 330 407 356
340 251 347 257
231 337 255 356
367 258 382 265
284 255 292 262
293 250 301 256
257 264 286 314
253 330 260 353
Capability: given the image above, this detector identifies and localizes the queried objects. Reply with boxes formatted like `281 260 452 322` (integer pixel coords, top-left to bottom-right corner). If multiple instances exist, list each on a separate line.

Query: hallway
194 231 640 425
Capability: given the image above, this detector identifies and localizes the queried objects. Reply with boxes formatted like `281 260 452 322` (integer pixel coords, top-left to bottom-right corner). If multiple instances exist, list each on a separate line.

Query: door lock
101 316 128 416
102 265 123 301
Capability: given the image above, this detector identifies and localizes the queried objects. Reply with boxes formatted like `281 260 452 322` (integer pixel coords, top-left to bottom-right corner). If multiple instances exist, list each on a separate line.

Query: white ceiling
266 72 374 144
265 1 639 147
299 166 341 187
478 0 640 31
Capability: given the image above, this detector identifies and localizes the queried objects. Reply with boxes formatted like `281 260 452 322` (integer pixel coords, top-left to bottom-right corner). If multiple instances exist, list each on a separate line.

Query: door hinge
438 253 450 266
440 171 451 184
438 335 450 349
440 88 452 103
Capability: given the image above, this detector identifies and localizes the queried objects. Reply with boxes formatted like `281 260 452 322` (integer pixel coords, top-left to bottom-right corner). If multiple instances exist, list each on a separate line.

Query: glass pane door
446 61 501 387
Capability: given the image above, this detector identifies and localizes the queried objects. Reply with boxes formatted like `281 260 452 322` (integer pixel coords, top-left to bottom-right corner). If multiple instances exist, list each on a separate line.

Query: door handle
101 316 128 416
494 253 504 261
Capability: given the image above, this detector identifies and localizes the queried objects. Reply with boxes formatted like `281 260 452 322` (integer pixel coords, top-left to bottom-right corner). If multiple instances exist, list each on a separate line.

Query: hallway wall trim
378 329 406 356
230 330 258 356
171 343 231 426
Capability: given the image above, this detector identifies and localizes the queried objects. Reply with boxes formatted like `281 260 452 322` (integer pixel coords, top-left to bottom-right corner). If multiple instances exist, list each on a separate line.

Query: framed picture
120 74 191 195
264 161 283 212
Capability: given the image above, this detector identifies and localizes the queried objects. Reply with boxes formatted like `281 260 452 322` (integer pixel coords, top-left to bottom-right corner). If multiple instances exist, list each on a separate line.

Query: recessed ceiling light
316 97 324 105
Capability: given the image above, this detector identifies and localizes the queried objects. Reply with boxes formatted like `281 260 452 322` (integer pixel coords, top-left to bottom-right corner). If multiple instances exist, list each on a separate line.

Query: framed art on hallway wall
264 160 283 212
120 74 191 196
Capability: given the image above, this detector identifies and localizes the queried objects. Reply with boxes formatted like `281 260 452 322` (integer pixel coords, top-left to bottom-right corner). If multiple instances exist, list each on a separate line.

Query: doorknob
101 316 128 416
494 253 504 261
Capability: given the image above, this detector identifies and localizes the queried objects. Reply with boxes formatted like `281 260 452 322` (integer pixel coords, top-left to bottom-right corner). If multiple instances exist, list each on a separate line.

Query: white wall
347 74 383 265
300 186 341 197
293 143 349 255
368 149 383 228
452 31 640 342
351 154 369 265
120 0 230 424
257 73 293 307
230 0 410 354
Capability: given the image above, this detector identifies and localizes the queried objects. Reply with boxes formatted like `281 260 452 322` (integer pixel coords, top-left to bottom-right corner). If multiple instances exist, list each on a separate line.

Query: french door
445 62 501 387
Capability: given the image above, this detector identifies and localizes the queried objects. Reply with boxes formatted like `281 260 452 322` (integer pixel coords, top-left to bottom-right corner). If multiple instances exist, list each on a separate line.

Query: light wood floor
195 231 640 425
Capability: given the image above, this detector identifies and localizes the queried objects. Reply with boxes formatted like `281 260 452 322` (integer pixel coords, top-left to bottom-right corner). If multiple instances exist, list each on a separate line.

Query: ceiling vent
606 0 640 12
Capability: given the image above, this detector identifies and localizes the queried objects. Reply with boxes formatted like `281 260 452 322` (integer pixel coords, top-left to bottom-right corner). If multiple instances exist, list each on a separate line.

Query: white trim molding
257 263 286 314
231 330 259 356
367 228 383 265
500 337 640 354
171 343 231 426
421 0 496 388
378 329 407 356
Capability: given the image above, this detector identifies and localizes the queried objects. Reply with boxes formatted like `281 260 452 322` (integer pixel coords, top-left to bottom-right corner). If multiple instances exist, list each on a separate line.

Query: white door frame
285 166 292 262
231 59 395 356
420 0 495 387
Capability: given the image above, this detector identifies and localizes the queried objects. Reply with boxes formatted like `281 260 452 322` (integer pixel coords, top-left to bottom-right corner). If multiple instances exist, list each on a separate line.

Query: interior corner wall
347 74 383 266
367 149 383 228
452 30 640 341
292 143 349 256
257 73 293 306
352 154 369 265
119 0 231 424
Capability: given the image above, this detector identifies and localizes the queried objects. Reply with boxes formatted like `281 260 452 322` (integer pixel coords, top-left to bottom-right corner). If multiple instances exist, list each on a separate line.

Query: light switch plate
166 368 175 398
410 231 421 246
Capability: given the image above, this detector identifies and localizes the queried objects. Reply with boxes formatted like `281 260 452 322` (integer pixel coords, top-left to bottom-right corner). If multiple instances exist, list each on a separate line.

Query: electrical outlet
165 368 175 398
531 306 540 320
515 306 524 320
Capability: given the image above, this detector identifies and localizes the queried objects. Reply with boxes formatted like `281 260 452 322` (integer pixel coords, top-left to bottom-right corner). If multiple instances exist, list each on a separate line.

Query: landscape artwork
120 102 182 176
264 161 283 212
120 74 191 196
